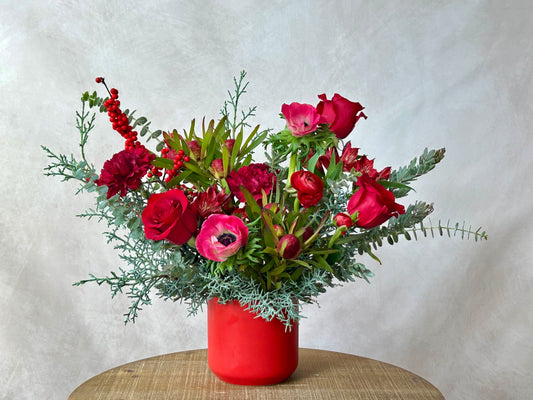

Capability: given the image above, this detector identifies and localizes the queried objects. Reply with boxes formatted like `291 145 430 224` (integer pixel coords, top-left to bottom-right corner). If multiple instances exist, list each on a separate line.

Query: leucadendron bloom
196 214 248 262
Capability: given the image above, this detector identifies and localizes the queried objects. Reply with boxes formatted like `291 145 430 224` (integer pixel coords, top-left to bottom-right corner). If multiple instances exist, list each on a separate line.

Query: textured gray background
1 1 532 399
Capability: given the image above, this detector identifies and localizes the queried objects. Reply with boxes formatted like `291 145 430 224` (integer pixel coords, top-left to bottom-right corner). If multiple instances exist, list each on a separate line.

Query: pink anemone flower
281 102 320 137
196 214 248 262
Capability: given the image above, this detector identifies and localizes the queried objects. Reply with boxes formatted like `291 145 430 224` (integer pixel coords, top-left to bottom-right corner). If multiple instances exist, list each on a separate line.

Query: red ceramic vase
207 298 299 385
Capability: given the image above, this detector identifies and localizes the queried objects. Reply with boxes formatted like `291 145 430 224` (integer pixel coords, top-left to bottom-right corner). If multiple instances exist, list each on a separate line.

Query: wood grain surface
68 348 445 399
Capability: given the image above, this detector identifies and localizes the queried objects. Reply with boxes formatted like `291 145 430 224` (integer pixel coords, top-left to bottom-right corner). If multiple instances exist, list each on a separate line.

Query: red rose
96 146 155 199
347 174 405 229
290 170 323 207
142 188 198 245
226 163 276 203
316 93 367 139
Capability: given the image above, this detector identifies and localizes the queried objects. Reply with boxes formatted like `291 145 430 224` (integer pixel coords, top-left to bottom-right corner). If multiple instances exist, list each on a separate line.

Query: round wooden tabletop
68 348 445 399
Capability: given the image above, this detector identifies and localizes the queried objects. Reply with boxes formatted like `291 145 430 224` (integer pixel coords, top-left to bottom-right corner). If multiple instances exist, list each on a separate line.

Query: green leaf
152 157 173 169
240 186 261 219
139 123 151 137
307 150 324 174
132 116 148 128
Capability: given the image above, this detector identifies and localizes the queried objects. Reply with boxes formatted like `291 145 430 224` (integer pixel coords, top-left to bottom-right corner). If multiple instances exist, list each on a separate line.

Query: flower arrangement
43 72 486 326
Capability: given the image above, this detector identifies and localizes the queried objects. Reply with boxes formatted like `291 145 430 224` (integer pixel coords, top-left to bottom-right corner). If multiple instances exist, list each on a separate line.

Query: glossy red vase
207 298 299 385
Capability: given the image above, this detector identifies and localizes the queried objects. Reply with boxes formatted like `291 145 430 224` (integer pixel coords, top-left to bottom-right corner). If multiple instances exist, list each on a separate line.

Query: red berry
95 77 102 83
184 156 190 162
110 88 118 95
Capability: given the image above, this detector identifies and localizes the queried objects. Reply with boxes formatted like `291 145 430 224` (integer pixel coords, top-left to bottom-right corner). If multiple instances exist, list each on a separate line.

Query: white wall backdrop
1 1 532 399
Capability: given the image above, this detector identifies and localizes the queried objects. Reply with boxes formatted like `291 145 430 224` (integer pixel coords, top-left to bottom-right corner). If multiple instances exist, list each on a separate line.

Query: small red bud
224 139 236 154
334 212 354 229
273 224 285 238
277 234 301 259
302 226 314 242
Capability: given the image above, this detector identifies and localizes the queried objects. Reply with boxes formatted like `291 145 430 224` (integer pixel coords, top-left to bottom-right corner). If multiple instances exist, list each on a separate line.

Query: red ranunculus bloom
290 170 324 208
281 102 320 137
347 174 405 229
96 146 155 199
226 163 276 203
142 188 198 245
317 93 367 139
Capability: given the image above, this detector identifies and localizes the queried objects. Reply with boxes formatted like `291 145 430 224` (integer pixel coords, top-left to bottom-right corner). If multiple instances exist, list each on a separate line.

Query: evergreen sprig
388 148 446 198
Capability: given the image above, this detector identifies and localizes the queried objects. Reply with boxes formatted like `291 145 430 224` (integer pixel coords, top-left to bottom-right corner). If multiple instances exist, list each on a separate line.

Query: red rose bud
273 224 285 238
334 213 354 235
277 234 301 259
187 140 202 160
334 212 353 228
224 139 236 154
317 93 367 139
210 158 225 179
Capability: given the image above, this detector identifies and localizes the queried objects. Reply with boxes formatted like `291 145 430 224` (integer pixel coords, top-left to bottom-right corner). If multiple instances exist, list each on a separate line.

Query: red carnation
226 163 276 203
96 146 155 199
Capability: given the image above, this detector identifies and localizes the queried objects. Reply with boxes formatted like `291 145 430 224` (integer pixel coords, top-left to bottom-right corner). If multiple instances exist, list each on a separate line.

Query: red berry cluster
95 77 140 150
96 77 192 184
148 135 191 182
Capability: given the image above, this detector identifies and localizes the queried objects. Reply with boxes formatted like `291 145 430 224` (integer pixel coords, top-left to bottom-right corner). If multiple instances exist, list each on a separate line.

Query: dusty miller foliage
43 73 487 327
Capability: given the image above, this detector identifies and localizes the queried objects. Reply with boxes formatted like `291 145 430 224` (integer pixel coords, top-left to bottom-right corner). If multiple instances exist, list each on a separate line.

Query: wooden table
68 348 445 399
